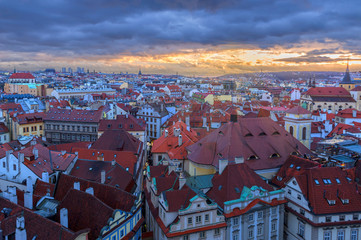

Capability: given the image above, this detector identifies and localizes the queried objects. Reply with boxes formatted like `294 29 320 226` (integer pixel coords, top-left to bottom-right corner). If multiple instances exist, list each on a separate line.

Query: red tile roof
187 117 312 171
91 129 141 153
152 121 199 159
0 122 9 133
44 108 102 123
336 108 361 118
285 106 311 115
305 87 351 96
99 114 146 132
271 155 319 188
351 86 361 91
9 73 35 79
70 159 135 192
12 112 45 125
207 163 273 208
164 185 196 212
15 144 77 178
292 167 361 215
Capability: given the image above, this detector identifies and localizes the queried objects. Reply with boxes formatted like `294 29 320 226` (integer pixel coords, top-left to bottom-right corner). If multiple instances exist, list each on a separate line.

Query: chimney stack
218 159 228 175
112 159 116 166
164 129 168 137
179 172 186 189
85 187 94 195
15 216 26 240
42 171 49 183
19 152 24 163
202 117 207 128
178 135 183 146
33 148 38 160
26 176 32 193
24 191 33 209
101 170 106 184
60 208 68 228
186 116 190 131
73 182 80 190
235 156 244 164
8 186 17 204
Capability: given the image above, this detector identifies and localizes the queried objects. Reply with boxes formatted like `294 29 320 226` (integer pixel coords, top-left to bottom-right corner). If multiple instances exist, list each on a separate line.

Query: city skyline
2 0 361 76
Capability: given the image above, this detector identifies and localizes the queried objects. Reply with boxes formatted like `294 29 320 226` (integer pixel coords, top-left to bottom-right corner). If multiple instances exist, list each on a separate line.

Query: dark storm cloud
0 0 361 57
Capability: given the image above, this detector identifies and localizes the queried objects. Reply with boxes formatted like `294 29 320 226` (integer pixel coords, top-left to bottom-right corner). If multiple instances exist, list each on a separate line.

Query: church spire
341 58 352 84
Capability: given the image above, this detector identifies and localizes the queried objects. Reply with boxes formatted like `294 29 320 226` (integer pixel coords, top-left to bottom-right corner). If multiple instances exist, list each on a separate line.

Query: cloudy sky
1 0 361 75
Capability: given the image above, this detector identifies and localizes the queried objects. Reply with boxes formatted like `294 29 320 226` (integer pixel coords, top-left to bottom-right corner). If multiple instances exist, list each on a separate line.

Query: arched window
302 127 307 140
289 126 294 136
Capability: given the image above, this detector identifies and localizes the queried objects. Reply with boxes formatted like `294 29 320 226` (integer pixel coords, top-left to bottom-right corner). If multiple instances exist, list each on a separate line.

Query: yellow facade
12 122 44 140
204 94 214 105
284 112 312 149
340 83 355 91
4 83 48 96
214 94 232 102
186 161 216 176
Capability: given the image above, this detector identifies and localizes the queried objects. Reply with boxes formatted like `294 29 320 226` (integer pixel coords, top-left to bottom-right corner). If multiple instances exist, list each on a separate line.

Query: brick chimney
101 170 106 184
178 134 182 146
15 215 26 240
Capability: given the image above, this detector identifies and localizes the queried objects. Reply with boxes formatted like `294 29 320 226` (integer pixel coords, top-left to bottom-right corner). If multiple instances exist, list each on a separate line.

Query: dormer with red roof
336 108 361 125
284 167 361 239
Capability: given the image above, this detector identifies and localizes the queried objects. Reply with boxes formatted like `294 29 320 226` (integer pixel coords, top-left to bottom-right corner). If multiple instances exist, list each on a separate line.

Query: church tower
284 106 312 149
340 60 355 91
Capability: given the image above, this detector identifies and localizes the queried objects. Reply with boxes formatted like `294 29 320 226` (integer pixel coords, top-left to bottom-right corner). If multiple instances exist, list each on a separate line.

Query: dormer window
245 133 253 137
248 155 258 160
259 132 266 136
272 131 280 135
277 176 283 181
327 200 336 206
270 153 280 158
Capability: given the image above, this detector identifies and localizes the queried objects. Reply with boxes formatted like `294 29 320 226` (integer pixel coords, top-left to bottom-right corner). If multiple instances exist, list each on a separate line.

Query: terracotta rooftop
186 117 312 171
9 72 35 79
44 108 103 123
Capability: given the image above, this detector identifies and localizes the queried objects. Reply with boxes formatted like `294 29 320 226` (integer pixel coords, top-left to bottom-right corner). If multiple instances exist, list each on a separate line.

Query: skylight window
346 177 352 182
314 179 320 185
335 178 341 184
322 179 332 184
290 164 294 168
296 166 301 170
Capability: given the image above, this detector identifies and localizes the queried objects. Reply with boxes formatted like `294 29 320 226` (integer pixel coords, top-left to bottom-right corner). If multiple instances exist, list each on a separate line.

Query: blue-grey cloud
0 0 361 58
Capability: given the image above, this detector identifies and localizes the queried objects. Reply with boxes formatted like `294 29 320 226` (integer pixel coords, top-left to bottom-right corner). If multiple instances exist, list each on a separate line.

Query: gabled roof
91 129 141 153
271 155 319 188
163 185 196 212
9 73 35 79
99 114 146 132
291 167 361 215
44 109 102 123
207 163 273 208
152 121 199 159
187 117 311 171
70 159 136 192
304 87 351 96
12 112 45 125
285 106 311 115
336 108 361 118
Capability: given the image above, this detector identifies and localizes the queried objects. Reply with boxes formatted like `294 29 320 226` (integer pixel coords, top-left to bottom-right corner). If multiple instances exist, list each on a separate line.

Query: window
339 215 345 221
351 229 358 240
120 229 124 237
13 164 16 171
297 194 302 200
214 228 220 235
353 213 359 220
300 209 305 215
232 232 239 240
233 217 239 225
302 127 307 140
257 224 264 236
298 222 305 237
199 231 206 238
314 179 320 185
248 227 254 238
248 213 254 221
324 231 331 240
39 125 42 130
187 217 192 225
326 216 331 222
183 235 189 240
337 230 345 240
271 220 277 232
335 178 341 184
196 215 202 224
3 162 5 168
289 126 294 136
205 214 209 222
258 211 263 219
271 207 277 215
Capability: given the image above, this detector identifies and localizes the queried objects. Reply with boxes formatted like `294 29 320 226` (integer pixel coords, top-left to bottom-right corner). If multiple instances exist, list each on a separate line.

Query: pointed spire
341 58 353 84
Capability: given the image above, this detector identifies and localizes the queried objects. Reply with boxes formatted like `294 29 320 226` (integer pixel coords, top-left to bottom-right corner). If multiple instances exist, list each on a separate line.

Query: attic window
119 124 122 128
218 185 222 190
272 131 280 135
346 177 352 182
290 164 294 168
341 198 349 204
335 178 341 184
245 133 253 137
107 124 111 128
259 132 266 136
217 153 223 158
291 151 299 156
314 179 320 185
130 124 133 129
277 176 283 181
328 200 336 206
248 155 258 160
218 131 224 135
270 153 280 158
235 187 240 193
296 166 301 170
322 179 332 185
